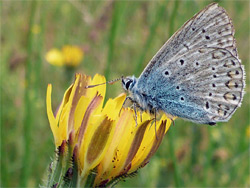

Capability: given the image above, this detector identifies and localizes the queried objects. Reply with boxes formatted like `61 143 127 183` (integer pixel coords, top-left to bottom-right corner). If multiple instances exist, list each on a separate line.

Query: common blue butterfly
122 3 245 125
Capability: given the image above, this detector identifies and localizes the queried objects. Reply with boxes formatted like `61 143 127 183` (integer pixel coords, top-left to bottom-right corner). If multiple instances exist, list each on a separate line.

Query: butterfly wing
135 3 245 124
138 3 237 82
150 47 244 124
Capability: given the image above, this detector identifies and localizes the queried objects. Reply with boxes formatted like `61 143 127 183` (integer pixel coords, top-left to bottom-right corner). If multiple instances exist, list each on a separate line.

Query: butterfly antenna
85 77 122 88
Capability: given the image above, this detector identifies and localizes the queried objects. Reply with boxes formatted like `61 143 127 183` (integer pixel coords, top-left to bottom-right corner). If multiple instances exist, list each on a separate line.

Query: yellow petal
52 74 84 145
79 116 115 178
101 93 126 120
128 115 171 173
114 93 127 110
120 119 152 174
67 74 91 134
46 84 60 146
95 109 141 183
55 85 73 124
74 96 91 132
86 74 106 101
57 102 71 145
77 94 103 147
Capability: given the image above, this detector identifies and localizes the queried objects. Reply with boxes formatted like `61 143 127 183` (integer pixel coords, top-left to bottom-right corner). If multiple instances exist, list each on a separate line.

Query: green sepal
84 168 98 188
44 140 72 188
105 170 138 187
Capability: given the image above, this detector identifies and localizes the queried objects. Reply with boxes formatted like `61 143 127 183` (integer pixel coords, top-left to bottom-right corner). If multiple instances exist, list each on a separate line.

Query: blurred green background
1 0 249 187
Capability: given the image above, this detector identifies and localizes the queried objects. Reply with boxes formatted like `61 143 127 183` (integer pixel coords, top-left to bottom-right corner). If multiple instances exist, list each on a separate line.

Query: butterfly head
122 76 137 92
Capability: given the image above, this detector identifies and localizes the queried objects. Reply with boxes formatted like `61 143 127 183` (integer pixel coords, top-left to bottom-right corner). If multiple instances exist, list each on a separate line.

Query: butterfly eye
125 80 133 90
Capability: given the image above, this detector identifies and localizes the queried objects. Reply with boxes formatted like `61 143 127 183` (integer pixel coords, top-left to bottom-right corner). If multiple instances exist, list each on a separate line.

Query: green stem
34 1 45 93
190 126 200 166
168 126 182 187
65 66 75 86
0 0 5 183
104 1 121 82
0 110 8 186
84 169 97 188
134 0 169 76
47 156 61 187
47 146 69 188
202 128 213 187
20 1 37 186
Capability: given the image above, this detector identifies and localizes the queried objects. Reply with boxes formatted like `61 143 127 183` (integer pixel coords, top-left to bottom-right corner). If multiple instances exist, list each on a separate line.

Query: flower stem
47 157 61 187
20 1 37 186
104 1 122 82
83 169 97 188
168 126 182 186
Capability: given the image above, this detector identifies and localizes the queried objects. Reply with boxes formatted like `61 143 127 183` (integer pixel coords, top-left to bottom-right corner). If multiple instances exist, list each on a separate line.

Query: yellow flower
31 24 41 34
46 45 84 67
45 48 64 66
246 125 250 138
46 73 171 187
62 45 84 67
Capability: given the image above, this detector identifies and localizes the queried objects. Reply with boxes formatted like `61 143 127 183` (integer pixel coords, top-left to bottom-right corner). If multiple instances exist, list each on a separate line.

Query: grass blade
134 0 169 76
20 1 37 186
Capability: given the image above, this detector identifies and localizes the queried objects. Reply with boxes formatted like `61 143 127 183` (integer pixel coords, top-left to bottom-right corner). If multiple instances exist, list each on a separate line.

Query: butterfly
121 3 245 125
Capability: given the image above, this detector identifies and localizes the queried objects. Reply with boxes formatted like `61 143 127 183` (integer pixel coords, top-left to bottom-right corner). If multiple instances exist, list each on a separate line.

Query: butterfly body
122 3 245 125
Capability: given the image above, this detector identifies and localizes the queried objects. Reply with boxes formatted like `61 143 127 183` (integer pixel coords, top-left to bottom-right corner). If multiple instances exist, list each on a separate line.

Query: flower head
62 45 84 67
31 24 41 34
246 125 250 138
46 73 171 187
45 48 64 67
46 45 84 67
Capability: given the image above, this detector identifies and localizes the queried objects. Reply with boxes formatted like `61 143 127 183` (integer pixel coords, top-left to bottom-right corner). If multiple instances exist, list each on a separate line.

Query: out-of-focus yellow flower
46 45 84 67
246 125 250 138
45 48 64 66
31 24 41 34
211 128 221 141
62 45 84 67
46 73 171 187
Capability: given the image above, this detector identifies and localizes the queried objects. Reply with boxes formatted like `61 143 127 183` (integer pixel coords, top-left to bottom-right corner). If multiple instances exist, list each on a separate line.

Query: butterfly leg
154 108 159 140
136 104 145 124
170 118 175 126
119 96 134 116
133 103 145 126
120 96 145 126
140 111 143 122
133 102 138 126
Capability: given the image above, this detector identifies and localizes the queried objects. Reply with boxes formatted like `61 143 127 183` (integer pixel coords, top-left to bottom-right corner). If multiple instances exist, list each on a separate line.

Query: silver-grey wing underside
136 3 245 123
